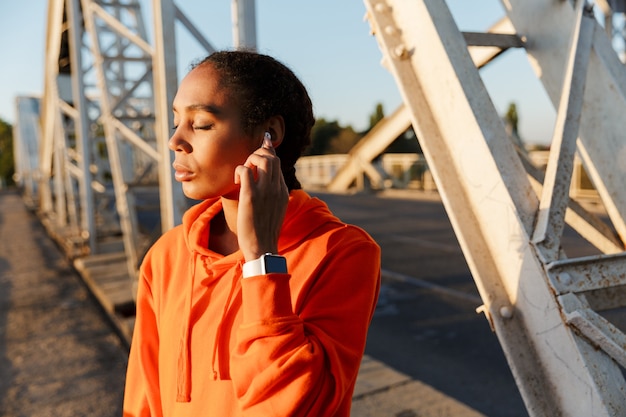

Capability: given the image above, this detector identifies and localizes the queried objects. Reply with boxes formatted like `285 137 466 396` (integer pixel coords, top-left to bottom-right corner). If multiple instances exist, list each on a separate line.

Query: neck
220 196 239 235
208 197 239 256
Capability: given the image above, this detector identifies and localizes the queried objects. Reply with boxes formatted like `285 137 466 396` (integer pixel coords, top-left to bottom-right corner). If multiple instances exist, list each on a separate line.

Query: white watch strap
242 256 265 278
242 253 287 278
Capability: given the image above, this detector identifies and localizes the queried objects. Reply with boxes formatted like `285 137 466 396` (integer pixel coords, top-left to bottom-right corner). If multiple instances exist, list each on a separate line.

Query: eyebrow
173 103 222 115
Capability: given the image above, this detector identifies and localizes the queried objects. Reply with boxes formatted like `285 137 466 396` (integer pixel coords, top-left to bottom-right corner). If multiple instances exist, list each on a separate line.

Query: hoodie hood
182 197 222 256
278 190 345 252
181 191 341 255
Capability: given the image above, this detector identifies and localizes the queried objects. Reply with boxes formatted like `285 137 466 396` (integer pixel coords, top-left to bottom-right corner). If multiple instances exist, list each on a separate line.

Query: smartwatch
242 253 288 278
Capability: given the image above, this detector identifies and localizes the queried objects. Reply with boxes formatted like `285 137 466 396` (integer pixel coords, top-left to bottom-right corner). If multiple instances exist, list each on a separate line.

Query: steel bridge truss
38 0 230 293
13 97 42 208
363 0 626 415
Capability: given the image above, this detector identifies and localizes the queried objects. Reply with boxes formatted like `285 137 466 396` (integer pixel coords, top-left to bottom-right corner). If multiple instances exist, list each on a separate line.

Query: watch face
264 255 288 274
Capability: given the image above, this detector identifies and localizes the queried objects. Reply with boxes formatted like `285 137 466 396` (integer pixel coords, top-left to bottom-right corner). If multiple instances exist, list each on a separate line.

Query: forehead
172 64 232 113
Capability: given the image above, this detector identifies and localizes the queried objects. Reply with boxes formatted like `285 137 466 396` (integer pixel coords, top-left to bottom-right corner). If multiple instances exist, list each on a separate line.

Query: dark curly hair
192 50 315 191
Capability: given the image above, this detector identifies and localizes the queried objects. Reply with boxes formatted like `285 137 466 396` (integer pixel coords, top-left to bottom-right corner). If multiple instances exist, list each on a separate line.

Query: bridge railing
296 153 435 191
297 151 598 201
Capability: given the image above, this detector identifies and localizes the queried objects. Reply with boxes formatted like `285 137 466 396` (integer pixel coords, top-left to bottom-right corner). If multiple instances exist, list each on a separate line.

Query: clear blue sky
0 0 555 145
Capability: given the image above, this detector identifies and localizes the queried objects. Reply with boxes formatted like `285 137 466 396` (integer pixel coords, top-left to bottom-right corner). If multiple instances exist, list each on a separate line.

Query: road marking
385 234 461 253
381 268 482 305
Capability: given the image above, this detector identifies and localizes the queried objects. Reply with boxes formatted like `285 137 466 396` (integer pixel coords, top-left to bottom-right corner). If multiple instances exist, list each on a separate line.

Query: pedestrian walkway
352 355 485 416
0 190 128 417
0 189 488 417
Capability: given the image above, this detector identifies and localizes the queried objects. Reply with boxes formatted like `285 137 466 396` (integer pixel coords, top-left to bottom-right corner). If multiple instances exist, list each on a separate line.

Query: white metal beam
503 0 626 245
329 16 523 194
68 0 97 250
232 0 257 50
364 0 626 415
532 2 595 261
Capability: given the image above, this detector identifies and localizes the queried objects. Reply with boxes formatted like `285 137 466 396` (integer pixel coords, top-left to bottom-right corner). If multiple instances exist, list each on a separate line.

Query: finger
244 153 275 186
234 165 254 192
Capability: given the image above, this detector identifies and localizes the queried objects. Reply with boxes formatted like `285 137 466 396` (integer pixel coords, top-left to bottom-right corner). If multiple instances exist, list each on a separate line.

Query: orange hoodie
123 190 381 416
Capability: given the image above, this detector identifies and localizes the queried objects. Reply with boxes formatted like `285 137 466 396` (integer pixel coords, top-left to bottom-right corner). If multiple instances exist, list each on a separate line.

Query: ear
266 115 285 148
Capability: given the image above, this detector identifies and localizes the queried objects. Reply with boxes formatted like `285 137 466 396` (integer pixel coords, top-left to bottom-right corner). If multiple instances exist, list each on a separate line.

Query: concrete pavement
0 189 128 417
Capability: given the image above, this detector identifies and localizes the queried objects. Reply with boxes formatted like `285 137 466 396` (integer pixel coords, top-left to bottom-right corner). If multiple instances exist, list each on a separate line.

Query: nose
168 127 191 153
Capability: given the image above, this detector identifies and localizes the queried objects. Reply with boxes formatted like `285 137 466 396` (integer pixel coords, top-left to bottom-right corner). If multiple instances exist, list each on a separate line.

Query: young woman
123 50 381 416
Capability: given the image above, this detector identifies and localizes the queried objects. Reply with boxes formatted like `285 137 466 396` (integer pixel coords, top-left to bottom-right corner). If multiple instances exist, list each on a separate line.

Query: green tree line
305 102 421 156
0 117 14 188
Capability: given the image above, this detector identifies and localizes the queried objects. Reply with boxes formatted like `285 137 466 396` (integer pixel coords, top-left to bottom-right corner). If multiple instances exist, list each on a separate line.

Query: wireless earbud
261 131 273 149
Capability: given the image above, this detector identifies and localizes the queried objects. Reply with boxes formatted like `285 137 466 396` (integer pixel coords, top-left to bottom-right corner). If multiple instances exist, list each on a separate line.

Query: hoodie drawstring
176 251 196 402
209 262 242 380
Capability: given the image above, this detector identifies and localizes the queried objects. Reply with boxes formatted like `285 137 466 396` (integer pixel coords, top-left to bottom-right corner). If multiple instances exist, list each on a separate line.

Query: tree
305 118 336 155
305 118 362 155
328 125 361 154
384 128 422 154
504 102 525 150
504 102 519 136
304 102 419 156
368 102 385 131
0 118 14 187
364 102 422 154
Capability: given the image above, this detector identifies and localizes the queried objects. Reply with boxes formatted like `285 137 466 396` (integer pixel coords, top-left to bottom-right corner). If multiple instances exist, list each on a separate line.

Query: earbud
262 131 272 149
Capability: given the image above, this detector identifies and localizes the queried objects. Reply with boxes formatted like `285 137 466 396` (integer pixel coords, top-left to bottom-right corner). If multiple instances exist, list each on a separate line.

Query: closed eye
194 124 213 131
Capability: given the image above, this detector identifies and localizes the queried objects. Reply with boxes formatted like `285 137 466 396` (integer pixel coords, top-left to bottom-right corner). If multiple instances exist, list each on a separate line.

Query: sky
0 0 557 145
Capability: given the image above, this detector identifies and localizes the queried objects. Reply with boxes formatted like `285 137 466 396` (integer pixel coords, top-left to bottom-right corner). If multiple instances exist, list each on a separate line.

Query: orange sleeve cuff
240 273 296 324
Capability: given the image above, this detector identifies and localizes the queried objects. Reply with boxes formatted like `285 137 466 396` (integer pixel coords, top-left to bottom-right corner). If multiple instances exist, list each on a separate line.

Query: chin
181 183 237 201
180 184 207 201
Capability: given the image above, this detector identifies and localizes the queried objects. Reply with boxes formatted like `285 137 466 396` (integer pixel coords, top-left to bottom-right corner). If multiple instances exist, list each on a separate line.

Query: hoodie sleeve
123 262 163 417
232 231 381 416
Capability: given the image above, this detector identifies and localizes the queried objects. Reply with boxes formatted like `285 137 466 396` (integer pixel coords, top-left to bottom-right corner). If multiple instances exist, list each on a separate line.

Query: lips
172 162 195 181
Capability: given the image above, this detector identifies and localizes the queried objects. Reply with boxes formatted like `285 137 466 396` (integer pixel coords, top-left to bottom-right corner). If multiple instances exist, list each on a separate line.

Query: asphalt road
313 190 529 417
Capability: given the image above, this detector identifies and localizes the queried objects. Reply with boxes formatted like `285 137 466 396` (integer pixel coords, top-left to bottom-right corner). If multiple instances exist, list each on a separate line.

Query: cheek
203 132 258 168
228 138 260 162
203 147 247 179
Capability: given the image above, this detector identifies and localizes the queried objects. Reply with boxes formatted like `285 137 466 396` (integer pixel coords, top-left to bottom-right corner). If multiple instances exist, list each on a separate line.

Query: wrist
242 244 278 263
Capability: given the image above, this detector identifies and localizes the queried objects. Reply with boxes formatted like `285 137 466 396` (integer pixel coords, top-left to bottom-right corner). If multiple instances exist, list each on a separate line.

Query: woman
123 50 381 416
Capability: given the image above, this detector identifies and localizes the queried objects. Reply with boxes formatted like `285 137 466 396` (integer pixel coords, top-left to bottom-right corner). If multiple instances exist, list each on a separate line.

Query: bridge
8 0 626 416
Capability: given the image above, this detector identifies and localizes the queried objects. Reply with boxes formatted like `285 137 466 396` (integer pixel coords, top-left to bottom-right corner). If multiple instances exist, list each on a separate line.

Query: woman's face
169 64 261 201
